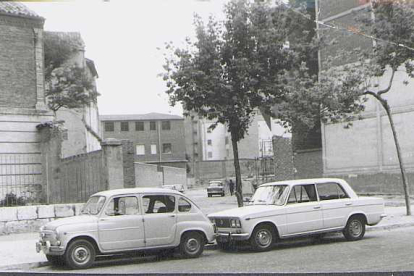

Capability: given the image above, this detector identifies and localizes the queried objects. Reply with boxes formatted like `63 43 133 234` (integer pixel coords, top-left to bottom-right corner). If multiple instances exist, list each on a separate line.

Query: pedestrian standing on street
229 179 234 196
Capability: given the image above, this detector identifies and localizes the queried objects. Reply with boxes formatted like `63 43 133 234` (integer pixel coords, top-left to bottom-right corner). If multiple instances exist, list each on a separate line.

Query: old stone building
0 3 53 203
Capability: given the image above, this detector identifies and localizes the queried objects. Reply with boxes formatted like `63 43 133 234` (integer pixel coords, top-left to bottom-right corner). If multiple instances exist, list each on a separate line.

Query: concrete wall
135 163 161 188
163 166 187 188
0 203 83 235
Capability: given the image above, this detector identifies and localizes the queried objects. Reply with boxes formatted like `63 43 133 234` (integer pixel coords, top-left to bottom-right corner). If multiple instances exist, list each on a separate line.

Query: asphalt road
30 227 414 274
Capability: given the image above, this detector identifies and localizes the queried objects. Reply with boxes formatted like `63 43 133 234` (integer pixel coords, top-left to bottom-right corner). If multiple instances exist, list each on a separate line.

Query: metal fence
0 153 43 207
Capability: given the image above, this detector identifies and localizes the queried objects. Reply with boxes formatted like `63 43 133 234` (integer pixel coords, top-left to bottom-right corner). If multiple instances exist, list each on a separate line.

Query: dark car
207 181 225 197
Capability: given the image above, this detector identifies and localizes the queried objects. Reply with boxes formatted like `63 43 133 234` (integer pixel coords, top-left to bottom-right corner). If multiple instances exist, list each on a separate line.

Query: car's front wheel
64 239 96 269
250 224 275 252
179 232 205 258
343 216 366 241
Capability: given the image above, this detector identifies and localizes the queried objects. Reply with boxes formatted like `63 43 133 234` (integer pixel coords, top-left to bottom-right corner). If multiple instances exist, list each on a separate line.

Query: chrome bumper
216 232 250 241
36 241 65 255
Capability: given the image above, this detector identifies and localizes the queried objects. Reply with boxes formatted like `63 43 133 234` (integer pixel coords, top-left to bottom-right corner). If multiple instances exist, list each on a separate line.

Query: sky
23 0 229 116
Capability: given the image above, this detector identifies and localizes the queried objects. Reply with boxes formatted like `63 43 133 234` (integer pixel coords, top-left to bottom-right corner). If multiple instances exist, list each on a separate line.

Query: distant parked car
163 184 185 193
209 178 386 252
207 181 225 197
36 188 216 269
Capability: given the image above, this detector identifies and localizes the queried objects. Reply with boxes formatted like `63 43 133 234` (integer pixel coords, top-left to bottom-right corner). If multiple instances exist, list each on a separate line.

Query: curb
0 261 49 271
1 222 413 271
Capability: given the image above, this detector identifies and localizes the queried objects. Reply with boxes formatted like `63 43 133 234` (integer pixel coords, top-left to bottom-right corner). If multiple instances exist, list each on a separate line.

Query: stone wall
0 203 83 235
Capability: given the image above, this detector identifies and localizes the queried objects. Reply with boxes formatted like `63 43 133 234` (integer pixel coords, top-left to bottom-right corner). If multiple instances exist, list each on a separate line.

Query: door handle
345 203 352 206
99 218 108 221
313 206 321 209
169 215 176 218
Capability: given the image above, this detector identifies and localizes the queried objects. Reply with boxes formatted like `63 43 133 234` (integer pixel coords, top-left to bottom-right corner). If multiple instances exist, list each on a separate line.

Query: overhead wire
284 3 414 52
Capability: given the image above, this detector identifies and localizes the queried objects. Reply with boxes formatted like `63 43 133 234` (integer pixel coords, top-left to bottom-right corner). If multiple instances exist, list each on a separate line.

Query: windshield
249 185 289 206
81 196 106 215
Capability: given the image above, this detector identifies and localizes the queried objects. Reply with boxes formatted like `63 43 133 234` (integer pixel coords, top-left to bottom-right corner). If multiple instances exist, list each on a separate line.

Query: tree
310 0 414 215
162 0 312 206
44 33 99 114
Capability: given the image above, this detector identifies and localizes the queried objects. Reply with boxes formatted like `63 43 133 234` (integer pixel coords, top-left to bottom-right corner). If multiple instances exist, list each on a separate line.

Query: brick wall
0 14 42 108
273 136 295 181
294 149 323 179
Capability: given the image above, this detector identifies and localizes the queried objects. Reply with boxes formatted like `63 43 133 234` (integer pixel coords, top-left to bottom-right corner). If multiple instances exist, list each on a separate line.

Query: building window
135 122 144 131
150 121 156 131
121 122 129 131
136 145 145 155
162 143 172 154
151 144 157 154
207 139 212 146
208 152 213 159
162 121 171 130
104 122 114 132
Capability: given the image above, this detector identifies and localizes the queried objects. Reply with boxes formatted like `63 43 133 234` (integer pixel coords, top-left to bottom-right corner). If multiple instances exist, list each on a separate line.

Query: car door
98 195 145 251
285 184 324 235
317 182 353 229
141 194 177 247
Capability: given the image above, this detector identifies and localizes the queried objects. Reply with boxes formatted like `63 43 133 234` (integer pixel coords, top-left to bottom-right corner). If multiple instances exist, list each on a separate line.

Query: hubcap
256 229 272 247
349 220 362 237
72 246 90 265
186 238 200 253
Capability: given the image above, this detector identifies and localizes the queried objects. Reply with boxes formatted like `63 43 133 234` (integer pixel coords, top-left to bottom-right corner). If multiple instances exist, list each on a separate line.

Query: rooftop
0 2 42 19
93 187 182 198
100 113 183 121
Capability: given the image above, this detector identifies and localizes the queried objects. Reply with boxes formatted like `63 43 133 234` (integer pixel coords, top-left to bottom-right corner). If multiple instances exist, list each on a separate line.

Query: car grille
210 217 230 228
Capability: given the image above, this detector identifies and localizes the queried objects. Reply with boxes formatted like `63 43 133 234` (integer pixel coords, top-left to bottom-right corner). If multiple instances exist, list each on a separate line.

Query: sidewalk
0 202 413 271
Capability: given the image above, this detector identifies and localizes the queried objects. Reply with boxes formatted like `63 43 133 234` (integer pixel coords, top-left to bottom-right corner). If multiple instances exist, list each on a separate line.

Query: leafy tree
43 33 98 114
162 0 313 206
47 65 98 113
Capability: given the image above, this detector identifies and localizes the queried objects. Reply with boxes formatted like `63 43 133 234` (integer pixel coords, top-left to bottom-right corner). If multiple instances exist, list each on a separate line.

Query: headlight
230 218 241 228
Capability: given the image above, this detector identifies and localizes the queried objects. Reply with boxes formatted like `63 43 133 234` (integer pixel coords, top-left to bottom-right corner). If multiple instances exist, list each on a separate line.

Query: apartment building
100 113 187 168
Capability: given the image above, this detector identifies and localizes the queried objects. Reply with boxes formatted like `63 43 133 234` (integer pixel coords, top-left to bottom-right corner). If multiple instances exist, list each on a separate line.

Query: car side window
178 197 192 212
105 196 139 216
317 183 349 200
142 195 176 214
287 185 317 204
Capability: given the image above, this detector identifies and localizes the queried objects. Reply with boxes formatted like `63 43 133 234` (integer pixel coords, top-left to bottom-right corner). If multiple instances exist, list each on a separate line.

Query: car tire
208 194 211 197
250 224 275 252
46 255 65 266
343 216 366 241
64 239 96 270
221 192 225 197
179 232 204 258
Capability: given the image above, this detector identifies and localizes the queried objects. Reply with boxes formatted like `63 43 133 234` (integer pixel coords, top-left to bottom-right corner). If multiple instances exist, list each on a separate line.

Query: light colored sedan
36 188 216 269
209 178 386 252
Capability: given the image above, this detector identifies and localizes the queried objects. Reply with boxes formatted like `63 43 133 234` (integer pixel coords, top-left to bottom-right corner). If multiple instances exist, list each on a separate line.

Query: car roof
92 187 182 197
259 178 347 187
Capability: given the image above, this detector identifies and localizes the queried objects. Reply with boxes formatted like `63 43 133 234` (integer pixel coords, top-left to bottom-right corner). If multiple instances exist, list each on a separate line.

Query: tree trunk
230 130 244 207
381 99 411 216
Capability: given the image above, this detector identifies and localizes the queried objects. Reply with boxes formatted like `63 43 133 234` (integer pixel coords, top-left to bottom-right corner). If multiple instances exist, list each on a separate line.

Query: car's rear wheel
46 255 65 266
64 239 96 269
179 232 205 258
343 216 366 241
221 192 225 197
250 224 275 252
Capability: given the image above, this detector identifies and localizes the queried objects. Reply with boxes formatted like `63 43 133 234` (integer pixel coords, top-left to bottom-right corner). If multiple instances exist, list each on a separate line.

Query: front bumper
36 241 65 256
216 232 250 242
